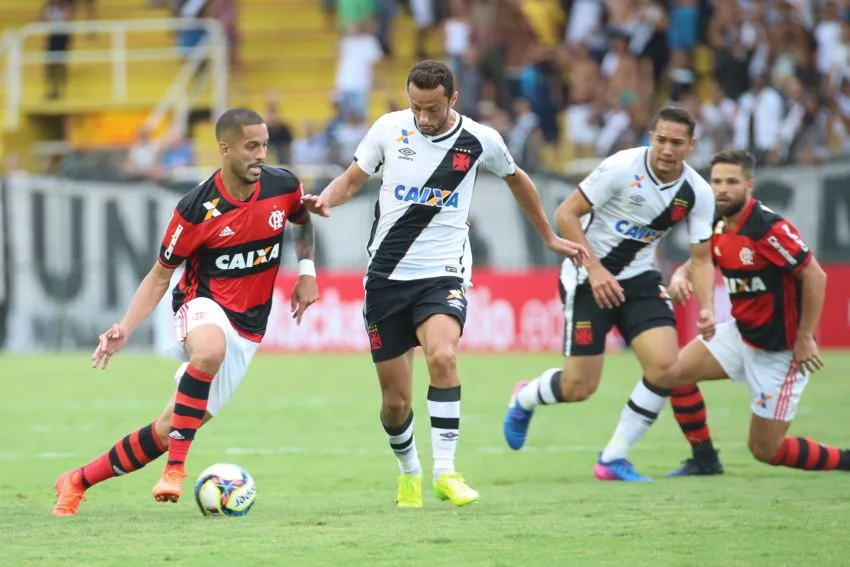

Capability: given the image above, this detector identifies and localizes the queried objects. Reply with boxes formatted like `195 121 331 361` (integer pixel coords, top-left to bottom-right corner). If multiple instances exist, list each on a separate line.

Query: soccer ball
193 463 257 517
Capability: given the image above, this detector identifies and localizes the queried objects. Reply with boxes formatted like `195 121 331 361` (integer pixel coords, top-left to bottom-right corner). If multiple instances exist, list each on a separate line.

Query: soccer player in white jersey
302 60 587 508
503 105 718 481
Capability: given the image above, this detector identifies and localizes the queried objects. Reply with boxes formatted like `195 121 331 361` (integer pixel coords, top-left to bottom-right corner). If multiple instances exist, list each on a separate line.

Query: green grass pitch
3 351 849 566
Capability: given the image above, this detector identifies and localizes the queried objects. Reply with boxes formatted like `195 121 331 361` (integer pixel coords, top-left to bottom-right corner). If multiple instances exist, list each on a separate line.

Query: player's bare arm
289 213 319 325
554 190 625 309
301 162 371 217
505 168 588 265
794 256 827 373
92 260 175 370
689 240 716 340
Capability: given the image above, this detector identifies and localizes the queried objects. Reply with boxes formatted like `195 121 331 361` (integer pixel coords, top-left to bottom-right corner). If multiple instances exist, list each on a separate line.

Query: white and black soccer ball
193 463 257 517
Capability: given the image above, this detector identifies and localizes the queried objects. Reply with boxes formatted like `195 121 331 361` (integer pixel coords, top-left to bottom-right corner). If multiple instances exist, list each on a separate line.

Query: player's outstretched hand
92 323 128 370
586 262 625 309
300 193 331 218
794 334 824 374
291 275 319 326
546 236 589 267
668 276 693 305
697 308 715 341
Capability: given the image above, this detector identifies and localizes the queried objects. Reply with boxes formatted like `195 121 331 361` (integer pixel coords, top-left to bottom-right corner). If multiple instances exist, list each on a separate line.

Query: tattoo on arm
291 214 315 262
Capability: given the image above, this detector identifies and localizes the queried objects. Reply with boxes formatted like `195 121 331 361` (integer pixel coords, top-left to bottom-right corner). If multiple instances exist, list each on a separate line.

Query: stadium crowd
35 0 850 178
315 0 850 173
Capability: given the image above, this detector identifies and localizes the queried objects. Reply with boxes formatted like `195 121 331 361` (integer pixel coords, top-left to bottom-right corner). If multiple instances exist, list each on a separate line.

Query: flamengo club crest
268 209 285 230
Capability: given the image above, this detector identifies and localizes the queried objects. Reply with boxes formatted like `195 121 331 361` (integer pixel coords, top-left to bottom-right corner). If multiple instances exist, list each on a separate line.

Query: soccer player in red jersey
52 108 320 516
601 149 850 474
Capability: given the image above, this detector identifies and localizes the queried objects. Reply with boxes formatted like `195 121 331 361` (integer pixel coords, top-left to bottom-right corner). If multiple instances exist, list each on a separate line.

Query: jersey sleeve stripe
789 251 813 274
289 204 308 224
157 255 182 269
577 187 594 207
353 156 382 174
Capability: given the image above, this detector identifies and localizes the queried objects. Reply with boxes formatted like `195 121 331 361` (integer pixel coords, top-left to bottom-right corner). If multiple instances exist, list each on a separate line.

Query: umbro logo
218 225 235 237
169 431 186 440
630 194 645 205
398 147 415 161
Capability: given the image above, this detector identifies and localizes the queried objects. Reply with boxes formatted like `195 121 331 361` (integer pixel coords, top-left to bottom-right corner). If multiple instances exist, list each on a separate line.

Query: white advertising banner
3 173 177 351
1 163 847 352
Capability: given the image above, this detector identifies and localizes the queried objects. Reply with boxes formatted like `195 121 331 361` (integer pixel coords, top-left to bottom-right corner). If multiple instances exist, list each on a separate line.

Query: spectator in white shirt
334 22 383 120
443 0 471 75
733 73 784 165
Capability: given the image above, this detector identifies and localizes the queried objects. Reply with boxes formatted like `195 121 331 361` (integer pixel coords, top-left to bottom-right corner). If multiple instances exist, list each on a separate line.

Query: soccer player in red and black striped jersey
52 108 319 516
603 149 850 475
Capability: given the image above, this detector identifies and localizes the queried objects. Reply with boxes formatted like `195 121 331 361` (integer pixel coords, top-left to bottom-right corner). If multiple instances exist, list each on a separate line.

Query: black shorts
559 269 676 356
363 276 468 363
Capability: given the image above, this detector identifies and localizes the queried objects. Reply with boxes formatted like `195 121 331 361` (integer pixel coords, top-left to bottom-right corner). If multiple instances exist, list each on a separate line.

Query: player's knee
749 437 781 464
381 392 412 419
189 344 226 374
424 345 456 380
645 360 681 389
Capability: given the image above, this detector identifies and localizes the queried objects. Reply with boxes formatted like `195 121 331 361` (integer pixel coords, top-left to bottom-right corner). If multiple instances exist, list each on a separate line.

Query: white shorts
700 321 808 421
166 297 260 416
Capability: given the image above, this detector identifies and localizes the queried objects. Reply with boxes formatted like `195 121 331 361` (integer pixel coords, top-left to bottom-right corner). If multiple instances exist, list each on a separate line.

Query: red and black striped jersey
158 167 307 341
711 199 812 351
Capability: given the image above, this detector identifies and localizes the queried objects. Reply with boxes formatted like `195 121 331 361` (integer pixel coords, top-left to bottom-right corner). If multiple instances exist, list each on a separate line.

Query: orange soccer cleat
52 469 86 517
152 467 189 503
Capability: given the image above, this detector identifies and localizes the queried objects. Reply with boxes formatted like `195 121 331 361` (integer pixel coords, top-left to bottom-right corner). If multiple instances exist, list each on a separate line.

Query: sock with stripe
670 385 718 460
600 377 671 462
78 420 168 488
770 437 850 471
382 410 421 476
166 364 215 472
516 368 564 410
428 385 461 481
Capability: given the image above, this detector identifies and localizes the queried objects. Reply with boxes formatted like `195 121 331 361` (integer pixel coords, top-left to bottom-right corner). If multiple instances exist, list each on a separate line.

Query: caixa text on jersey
614 220 665 243
394 185 460 209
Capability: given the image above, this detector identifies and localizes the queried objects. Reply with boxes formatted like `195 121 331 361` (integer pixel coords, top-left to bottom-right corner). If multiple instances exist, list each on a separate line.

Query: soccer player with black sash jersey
628 150 850 474
302 60 587 508
503 105 719 481
52 109 320 516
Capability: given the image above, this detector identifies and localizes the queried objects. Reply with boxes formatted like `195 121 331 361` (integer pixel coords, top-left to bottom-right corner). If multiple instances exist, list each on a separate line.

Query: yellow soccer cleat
433 472 479 506
396 474 424 509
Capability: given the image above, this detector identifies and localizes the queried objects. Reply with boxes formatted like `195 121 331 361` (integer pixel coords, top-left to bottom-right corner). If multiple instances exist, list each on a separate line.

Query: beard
716 195 748 218
415 108 451 135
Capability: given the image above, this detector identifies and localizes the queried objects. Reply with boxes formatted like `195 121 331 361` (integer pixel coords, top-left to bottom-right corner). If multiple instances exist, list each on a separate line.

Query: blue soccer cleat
503 381 534 450
594 456 654 482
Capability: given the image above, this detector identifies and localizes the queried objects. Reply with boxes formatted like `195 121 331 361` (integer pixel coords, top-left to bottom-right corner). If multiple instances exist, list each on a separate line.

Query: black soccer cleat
666 452 725 477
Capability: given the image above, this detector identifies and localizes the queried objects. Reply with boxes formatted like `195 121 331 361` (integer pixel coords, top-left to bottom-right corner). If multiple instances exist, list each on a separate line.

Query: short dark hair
710 149 757 179
215 108 265 141
406 60 454 99
650 104 696 138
